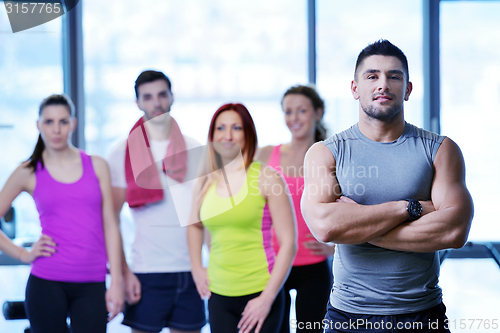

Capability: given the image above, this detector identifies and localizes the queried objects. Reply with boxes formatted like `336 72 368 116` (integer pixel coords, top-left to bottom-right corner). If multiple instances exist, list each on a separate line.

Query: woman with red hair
188 103 297 333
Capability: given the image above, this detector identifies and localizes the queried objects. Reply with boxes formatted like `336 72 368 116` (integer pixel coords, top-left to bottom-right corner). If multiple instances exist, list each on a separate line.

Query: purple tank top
31 150 107 282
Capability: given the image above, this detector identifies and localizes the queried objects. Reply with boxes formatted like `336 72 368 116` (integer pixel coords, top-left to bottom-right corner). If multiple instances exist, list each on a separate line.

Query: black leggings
280 260 332 333
208 289 285 333
24 274 107 333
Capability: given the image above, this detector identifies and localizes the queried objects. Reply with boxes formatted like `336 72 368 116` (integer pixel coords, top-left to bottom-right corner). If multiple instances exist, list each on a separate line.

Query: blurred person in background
107 70 205 333
257 85 334 333
0 94 124 333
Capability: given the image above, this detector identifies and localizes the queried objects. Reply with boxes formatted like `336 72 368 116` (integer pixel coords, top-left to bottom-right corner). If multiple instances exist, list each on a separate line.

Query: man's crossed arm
301 138 473 253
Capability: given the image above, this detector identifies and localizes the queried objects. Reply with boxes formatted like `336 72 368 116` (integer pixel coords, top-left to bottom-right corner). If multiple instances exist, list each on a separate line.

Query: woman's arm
187 222 210 300
187 176 213 299
0 163 56 262
110 185 141 305
92 156 124 320
238 165 297 333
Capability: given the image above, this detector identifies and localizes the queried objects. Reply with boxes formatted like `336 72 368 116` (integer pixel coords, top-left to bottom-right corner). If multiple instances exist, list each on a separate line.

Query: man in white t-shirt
107 70 205 333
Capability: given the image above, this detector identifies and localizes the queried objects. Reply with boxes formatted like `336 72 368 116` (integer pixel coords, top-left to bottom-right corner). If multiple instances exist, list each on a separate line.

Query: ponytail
315 120 327 142
26 134 45 171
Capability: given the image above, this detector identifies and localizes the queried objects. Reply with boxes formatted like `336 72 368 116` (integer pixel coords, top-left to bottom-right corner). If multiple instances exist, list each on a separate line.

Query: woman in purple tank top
0 94 124 333
257 85 334 333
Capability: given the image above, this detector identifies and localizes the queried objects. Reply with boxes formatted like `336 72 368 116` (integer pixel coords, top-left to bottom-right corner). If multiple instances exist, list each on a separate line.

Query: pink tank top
31 150 107 282
268 145 326 266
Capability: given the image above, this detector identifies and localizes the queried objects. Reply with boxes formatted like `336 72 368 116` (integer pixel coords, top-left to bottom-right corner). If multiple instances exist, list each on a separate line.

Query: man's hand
335 196 356 204
337 196 435 220
303 234 335 256
123 267 141 305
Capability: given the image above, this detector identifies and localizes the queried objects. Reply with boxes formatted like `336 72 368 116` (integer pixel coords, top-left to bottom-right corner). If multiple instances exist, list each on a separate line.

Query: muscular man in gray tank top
302 40 473 332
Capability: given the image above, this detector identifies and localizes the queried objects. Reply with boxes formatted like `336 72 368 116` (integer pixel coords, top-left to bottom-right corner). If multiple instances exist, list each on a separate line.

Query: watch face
409 200 423 217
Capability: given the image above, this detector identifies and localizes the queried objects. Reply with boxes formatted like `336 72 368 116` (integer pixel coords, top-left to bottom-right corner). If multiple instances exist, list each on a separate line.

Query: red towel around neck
124 116 187 208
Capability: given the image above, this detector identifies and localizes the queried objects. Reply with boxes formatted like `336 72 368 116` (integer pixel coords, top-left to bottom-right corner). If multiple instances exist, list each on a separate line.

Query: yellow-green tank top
200 161 275 296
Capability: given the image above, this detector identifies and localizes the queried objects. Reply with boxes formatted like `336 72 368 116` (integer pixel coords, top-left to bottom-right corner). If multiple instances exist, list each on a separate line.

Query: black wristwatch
406 199 422 221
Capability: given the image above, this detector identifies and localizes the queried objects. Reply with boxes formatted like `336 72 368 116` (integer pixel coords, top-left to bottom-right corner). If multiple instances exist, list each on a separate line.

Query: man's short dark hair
354 39 409 82
134 70 172 99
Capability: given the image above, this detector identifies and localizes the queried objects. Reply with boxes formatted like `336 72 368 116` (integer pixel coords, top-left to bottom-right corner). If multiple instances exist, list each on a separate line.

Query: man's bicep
431 137 471 211
303 143 340 205
301 143 341 243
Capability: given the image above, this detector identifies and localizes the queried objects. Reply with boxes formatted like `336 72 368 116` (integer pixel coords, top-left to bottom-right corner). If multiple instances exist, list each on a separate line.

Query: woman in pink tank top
0 94 124 333
257 85 335 333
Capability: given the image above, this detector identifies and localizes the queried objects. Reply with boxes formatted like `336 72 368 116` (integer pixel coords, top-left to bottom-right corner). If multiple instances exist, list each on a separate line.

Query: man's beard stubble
361 101 403 122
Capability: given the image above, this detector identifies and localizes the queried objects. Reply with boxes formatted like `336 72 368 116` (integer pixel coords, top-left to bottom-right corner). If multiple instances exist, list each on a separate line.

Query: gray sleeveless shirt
322 122 445 315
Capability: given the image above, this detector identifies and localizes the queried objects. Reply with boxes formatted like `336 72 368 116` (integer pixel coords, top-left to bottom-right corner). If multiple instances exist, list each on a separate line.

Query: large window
316 1 500 330
0 10 63 332
317 0 424 134
439 4 500 327
83 0 308 158
441 1 500 242
2 2 499 332
82 2 307 331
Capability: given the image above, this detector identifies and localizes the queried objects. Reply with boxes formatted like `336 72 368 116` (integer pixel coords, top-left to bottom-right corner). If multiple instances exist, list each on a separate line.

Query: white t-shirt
107 135 202 273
